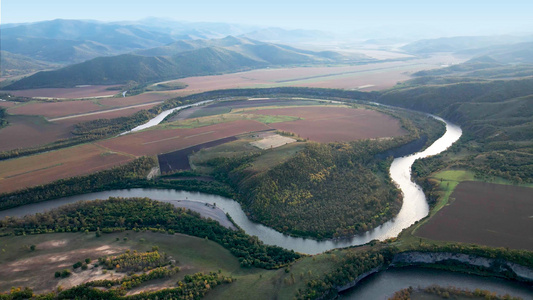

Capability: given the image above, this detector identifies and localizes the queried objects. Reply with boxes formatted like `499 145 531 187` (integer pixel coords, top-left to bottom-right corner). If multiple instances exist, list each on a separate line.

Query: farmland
97 119 272 157
8 85 122 99
0 144 132 193
9 100 105 118
158 136 239 173
164 53 462 94
248 106 407 143
0 95 168 151
3 53 457 101
7 94 170 120
168 98 327 122
0 114 73 152
415 181 533 251
0 102 409 198
0 54 457 160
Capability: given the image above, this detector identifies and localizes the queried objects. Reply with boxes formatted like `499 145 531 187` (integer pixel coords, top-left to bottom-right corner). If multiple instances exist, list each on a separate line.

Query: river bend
1 114 461 254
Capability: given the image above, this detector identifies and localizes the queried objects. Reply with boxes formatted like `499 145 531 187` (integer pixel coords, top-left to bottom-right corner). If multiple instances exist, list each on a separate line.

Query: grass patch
160 112 300 130
188 106 232 118
253 114 300 124
146 81 188 91
247 142 306 172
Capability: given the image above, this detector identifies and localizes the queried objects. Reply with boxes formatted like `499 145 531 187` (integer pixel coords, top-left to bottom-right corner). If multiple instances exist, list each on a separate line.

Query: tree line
379 77 533 184
0 108 7 128
0 197 302 269
0 156 157 210
297 242 533 299
100 249 169 272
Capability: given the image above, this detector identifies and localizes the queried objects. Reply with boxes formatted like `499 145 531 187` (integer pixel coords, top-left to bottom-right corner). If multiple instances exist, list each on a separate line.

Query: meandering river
5 104 530 297
0 114 461 254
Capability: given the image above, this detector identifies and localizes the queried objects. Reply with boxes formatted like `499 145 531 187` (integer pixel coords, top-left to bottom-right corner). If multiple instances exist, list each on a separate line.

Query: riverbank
301 249 533 299
339 266 533 300
169 199 236 230
337 251 533 294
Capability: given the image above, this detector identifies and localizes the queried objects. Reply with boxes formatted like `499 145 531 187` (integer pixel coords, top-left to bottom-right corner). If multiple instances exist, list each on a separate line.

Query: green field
159 111 300 130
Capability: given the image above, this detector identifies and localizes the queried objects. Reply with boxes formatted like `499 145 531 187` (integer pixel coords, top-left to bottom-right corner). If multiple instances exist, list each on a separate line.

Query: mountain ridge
3 36 354 90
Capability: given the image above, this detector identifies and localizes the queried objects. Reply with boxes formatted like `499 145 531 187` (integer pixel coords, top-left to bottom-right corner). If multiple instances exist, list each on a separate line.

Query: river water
339 267 533 299
0 116 461 254
121 100 213 134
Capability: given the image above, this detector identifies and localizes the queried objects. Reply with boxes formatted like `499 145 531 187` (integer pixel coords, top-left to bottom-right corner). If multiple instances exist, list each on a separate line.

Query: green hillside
379 71 533 184
3 37 350 90
379 77 533 113
0 50 57 76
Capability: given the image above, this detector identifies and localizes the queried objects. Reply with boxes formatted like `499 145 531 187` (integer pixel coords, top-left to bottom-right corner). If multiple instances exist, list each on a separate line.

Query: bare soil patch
250 134 296 149
416 181 533 251
0 144 132 193
9 85 121 99
36 239 68 250
248 107 406 143
0 244 126 293
97 120 271 157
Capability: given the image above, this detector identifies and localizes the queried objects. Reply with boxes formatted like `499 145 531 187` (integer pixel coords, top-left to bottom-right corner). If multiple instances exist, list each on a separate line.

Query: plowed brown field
9 85 121 99
248 107 406 142
0 144 133 194
416 181 533 251
9 101 104 118
0 115 74 152
97 120 271 156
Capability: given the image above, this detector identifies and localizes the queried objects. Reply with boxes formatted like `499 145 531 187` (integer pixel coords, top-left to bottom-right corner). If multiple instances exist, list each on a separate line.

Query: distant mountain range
1 19 178 64
0 18 335 79
3 36 360 90
0 19 332 63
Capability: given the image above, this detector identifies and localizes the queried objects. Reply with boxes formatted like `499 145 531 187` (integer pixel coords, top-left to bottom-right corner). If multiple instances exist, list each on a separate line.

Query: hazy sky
2 0 533 35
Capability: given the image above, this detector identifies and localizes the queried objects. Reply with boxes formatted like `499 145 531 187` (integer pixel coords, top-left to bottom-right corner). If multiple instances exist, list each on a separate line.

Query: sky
2 0 533 36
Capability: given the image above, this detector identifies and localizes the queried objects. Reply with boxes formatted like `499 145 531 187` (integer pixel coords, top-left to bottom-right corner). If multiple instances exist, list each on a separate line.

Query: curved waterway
0 116 461 255
339 267 533 299
121 100 213 134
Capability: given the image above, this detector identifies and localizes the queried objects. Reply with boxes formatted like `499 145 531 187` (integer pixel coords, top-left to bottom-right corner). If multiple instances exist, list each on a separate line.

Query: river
4 103 530 297
121 100 213 134
339 267 533 299
0 115 461 254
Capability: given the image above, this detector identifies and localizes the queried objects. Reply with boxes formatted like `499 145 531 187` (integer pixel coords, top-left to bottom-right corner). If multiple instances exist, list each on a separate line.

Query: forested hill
378 77 533 116
378 72 533 183
3 36 355 90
